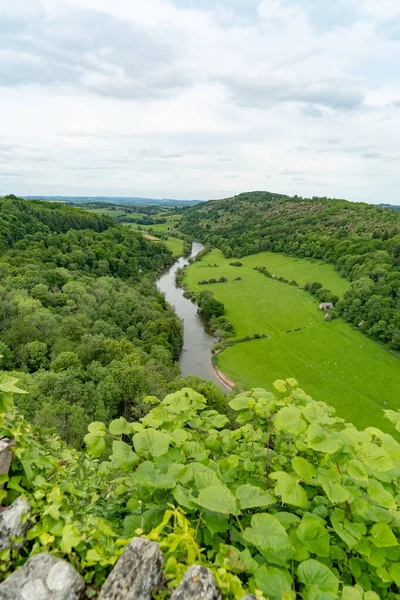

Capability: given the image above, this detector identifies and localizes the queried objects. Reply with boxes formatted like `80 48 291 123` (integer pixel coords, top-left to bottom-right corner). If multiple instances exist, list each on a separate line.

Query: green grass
163 237 184 257
122 218 181 235
185 250 400 433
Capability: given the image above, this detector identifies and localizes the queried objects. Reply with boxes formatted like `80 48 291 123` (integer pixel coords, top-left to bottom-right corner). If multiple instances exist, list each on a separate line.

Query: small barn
319 302 334 311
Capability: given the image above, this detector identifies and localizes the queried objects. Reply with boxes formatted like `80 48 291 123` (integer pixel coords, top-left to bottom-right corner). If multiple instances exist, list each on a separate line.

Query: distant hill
379 203 400 212
23 195 204 207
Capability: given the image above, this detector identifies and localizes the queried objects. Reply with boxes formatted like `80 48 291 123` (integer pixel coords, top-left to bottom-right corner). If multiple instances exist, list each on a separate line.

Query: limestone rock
0 439 15 486
170 565 221 600
0 497 30 550
100 537 164 600
0 553 85 600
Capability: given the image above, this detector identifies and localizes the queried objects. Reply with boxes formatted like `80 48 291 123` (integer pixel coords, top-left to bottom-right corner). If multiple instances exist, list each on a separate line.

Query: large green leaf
108 417 132 436
202 511 230 535
195 484 238 515
292 457 316 481
367 480 396 510
383 409 400 433
84 432 106 458
135 461 176 489
194 466 221 490
212 414 230 429
253 566 294 599
228 393 252 411
341 586 363 600
361 443 392 472
273 379 288 393
235 484 274 509
274 406 307 436
270 472 307 507
110 441 139 470
331 510 358 548
318 472 349 504
369 523 398 547
0 376 28 395
389 563 400 586
347 459 368 481
60 524 83 553
244 513 293 556
133 429 171 457
296 518 330 557
87 421 106 433
172 485 195 509
307 423 341 454
297 559 339 595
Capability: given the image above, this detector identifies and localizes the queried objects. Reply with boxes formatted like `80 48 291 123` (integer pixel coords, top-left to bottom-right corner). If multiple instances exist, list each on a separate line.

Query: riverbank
212 364 238 391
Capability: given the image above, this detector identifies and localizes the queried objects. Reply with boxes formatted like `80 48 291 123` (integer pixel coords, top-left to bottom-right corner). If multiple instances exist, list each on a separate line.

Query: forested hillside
0 196 190 445
180 192 400 351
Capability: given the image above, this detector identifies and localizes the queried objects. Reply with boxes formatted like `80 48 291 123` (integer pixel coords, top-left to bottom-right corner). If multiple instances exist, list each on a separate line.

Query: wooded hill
180 192 400 351
0 196 226 446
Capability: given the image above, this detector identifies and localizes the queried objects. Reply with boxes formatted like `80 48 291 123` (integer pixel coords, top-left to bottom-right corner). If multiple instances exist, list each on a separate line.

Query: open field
163 237 184 257
185 250 400 433
123 218 181 235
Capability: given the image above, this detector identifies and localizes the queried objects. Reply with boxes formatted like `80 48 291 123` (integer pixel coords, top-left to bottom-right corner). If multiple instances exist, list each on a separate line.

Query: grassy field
163 237 184 257
123 218 180 235
185 250 400 433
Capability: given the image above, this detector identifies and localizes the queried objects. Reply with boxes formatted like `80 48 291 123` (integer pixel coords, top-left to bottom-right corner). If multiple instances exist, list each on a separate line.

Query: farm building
319 302 334 311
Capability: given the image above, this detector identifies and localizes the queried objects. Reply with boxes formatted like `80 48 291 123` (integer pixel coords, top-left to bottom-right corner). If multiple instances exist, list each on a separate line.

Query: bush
229 261 243 267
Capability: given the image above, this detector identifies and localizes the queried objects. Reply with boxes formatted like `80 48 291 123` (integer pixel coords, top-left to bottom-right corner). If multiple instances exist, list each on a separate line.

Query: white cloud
0 0 399 203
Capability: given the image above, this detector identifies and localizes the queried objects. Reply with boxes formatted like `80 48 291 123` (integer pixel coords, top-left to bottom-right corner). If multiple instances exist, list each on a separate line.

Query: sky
1 0 400 203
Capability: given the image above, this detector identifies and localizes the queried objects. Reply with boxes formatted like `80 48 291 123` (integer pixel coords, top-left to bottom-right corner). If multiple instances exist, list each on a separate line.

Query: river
156 242 228 389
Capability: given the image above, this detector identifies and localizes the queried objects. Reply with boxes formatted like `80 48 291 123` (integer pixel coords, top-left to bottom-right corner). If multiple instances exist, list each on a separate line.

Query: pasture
163 236 184 257
185 250 400 433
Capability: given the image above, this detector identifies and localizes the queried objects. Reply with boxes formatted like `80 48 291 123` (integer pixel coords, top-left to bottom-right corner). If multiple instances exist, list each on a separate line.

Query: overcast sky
1 0 400 203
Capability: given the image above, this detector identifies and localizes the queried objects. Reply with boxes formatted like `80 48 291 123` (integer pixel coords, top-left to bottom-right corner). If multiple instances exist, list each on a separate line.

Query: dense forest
180 192 400 351
0 196 227 446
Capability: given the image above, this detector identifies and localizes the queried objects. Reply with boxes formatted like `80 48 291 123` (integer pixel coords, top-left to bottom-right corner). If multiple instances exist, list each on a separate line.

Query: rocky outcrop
170 565 221 600
0 534 255 599
100 537 164 600
0 497 30 550
0 439 15 486
0 553 85 600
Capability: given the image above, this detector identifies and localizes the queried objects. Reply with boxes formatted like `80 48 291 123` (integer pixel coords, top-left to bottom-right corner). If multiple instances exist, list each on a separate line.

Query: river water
156 242 226 388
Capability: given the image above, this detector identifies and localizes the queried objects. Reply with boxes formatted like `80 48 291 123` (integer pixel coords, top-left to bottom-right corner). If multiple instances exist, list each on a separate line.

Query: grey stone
0 439 15 487
242 596 257 600
0 553 85 600
0 497 30 550
170 565 221 600
100 537 164 600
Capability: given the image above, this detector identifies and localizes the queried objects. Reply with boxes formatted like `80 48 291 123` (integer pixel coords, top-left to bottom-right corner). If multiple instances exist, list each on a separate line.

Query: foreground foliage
2 376 400 599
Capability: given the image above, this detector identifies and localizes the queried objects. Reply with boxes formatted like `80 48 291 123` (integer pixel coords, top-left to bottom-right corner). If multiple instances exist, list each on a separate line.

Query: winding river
157 242 228 389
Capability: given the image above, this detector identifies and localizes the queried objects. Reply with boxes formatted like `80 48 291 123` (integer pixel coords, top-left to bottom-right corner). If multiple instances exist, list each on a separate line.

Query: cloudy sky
1 0 400 203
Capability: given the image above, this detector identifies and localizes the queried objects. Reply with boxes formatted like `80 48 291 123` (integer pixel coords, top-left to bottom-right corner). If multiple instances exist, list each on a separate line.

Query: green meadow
123 216 181 235
163 236 184 257
185 250 400 433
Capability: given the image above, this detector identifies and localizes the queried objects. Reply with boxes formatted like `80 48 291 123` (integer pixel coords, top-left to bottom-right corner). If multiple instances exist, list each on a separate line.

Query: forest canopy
0 196 190 445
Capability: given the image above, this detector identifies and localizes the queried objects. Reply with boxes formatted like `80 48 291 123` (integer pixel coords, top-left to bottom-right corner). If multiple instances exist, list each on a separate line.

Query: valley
185 249 400 433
